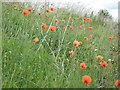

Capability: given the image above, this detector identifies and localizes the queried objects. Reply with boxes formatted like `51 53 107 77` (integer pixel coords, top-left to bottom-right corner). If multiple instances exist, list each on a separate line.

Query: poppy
115 80 120 87
28 7 32 12
50 7 54 11
88 43 91 46
38 12 41 15
73 40 80 48
96 55 103 60
33 37 39 43
62 20 65 24
89 34 92 39
87 18 92 22
88 27 93 31
68 16 71 19
94 65 97 69
82 75 92 84
84 17 87 21
108 37 113 41
80 24 82 29
79 41 82 45
46 9 50 13
84 37 88 41
69 51 74 55
13 4 18 9
50 26 56 32
100 61 108 68
80 62 87 70
69 26 73 30
23 10 28 16
54 19 59 23
42 23 47 30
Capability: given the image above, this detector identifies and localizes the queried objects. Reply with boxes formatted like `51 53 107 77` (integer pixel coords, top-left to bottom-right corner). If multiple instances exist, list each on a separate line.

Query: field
1 1 119 88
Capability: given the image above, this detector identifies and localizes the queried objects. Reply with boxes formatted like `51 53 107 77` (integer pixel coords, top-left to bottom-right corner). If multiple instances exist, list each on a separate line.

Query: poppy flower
96 55 103 60
46 9 50 13
28 7 32 12
108 37 113 41
94 65 97 69
50 7 54 11
115 80 120 87
73 40 80 48
87 18 92 22
69 51 74 55
84 17 87 21
13 4 18 9
84 37 88 41
82 75 92 84
33 37 39 43
38 12 41 15
23 10 28 16
88 43 91 46
69 26 73 30
89 34 92 39
79 41 82 45
50 26 56 32
54 19 59 23
80 24 82 29
100 61 108 68
68 16 71 19
88 27 93 31
63 27 66 31
42 23 47 30
80 62 87 70
62 20 65 24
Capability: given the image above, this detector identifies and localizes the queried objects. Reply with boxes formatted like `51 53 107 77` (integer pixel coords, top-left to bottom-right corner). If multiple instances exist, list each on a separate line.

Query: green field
2 2 119 88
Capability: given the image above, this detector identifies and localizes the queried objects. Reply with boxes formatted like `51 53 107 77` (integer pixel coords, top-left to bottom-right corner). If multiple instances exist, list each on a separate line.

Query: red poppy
108 37 113 41
87 18 92 22
33 37 39 43
100 61 108 68
28 7 32 12
62 20 65 24
68 16 71 19
80 62 87 70
88 27 93 31
50 26 56 32
84 17 87 21
80 24 82 29
46 9 50 13
96 55 103 60
13 4 18 9
73 40 80 48
88 43 91 46
42 23 47 30
79 41 82 45
82 75 92 84
84 37 88 41
89 34 92 39
69 26 73 30
69 51 74 55
50 7 54 11
38 12 41 15
23 10 28 16
115 80 120 87
54 19 59 23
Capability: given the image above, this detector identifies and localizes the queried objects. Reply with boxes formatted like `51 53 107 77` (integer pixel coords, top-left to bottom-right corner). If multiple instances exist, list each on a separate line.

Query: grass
2 2 119 88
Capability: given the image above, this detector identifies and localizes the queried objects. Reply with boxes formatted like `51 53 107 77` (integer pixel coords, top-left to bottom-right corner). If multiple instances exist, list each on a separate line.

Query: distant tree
98 9 113 20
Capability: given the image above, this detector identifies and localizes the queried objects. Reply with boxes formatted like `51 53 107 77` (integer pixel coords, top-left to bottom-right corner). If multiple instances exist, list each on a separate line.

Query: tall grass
2 1 119 88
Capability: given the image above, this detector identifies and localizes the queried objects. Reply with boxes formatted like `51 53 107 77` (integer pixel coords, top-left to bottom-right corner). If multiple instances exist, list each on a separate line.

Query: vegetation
2 2 119 88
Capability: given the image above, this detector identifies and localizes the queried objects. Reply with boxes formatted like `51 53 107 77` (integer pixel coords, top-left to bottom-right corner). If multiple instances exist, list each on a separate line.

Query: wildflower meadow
1 0 120 88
